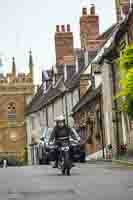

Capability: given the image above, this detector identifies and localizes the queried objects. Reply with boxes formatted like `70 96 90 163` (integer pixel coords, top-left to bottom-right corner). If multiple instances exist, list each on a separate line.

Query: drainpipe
99 95 105 159
65 91 69 126
45 105 48 127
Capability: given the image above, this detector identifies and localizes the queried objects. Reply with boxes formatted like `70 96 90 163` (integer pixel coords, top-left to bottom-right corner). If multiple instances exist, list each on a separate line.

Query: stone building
0 52 34 160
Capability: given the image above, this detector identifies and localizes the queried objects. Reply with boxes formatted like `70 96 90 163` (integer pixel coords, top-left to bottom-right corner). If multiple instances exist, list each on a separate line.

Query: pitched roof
97 24 117 41
94 9 133 64
26 77 64 115
64 72 80 91
26 22 119 116
72 85 102 114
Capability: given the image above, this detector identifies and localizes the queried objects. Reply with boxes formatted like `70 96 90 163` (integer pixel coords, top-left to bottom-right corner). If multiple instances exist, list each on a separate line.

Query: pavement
113 159 133 166
0 162 132 200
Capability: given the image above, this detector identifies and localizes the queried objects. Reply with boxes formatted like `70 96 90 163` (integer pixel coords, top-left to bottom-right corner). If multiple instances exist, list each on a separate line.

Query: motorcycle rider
49 115 78 168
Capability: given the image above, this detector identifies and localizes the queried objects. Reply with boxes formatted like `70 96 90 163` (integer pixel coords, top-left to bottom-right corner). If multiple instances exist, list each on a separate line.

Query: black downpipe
99 95 105 159
46 106 48 127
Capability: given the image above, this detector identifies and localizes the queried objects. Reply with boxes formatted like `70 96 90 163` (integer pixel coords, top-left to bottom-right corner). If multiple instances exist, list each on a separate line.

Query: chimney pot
67 24 70 32
82 7 87 15
61 25 65 32
56 25 60 32
90 4 95 15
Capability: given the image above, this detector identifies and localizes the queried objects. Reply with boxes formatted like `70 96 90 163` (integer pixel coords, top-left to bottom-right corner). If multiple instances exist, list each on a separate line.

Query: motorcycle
49 138 80 176
57 142 72 176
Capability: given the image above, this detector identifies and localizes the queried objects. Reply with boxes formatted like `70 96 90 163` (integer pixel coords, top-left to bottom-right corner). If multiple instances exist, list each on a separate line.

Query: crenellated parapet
0 73 33 84
0 52 34 95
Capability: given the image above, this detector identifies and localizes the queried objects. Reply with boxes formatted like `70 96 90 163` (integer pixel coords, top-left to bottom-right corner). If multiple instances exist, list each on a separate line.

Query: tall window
8 102 16 121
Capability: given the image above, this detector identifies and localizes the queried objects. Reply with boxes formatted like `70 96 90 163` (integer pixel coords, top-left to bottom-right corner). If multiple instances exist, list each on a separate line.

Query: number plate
61 146 69 151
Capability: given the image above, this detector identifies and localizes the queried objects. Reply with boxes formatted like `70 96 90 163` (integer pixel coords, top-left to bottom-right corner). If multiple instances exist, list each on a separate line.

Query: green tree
117 44 133 119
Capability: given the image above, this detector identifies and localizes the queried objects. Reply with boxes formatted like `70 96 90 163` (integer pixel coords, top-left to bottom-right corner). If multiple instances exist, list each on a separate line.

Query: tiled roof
95 9 133 64
97 24 117 41
72 85 102 114
26 78 64 115
65 72 80 90
26 21 120 116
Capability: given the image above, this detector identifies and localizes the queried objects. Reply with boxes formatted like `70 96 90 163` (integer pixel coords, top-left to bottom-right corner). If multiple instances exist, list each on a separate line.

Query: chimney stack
80 4 99 49
122 0 130 16
55 24 74 65
115 0 130 21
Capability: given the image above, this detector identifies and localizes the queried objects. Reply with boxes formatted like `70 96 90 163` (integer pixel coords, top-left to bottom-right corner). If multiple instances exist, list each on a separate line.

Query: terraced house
26 4 121 164
72 5 133 159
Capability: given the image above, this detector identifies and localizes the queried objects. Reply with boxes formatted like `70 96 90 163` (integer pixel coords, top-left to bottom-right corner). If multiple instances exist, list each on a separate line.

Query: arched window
8 102 16 121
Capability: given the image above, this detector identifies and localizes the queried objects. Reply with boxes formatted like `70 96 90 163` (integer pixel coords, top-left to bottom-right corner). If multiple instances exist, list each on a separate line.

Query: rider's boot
53 161 58 168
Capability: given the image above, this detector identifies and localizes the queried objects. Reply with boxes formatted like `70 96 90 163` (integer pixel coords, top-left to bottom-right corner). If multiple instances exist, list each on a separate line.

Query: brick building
80 4 104 51
0 52 34 161
55 24 74 65
115 0 131 22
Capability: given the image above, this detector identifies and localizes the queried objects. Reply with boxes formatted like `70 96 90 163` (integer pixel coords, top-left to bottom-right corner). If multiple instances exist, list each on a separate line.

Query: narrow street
0 163 132 200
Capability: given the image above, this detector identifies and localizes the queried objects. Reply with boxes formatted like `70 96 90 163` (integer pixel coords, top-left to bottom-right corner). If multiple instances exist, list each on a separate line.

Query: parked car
70 128 85 163
37 128 53 164
38 127 85 164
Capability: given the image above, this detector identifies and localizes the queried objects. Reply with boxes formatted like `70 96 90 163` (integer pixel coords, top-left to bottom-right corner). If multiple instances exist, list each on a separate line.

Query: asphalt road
0 163 132 200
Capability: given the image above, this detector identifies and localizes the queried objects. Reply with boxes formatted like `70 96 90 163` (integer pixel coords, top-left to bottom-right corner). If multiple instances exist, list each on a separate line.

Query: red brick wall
55 25 74 65
80 5 99 49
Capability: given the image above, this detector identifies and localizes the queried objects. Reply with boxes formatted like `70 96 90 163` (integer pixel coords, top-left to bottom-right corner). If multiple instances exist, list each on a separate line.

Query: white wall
72 89 79 107
67 93 73 114
54 98 63 121
102 61 115 147
47 104 54 128
42 108 47 127
67 92 74 126
62 90 80 127
39 110 44 127
94 74 102 88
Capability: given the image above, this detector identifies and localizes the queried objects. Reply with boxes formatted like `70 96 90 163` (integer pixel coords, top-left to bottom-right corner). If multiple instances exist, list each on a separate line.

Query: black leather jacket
49 126 77 143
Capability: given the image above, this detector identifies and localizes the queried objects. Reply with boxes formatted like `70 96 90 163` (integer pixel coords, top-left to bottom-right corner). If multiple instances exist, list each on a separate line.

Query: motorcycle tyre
66 168 70 176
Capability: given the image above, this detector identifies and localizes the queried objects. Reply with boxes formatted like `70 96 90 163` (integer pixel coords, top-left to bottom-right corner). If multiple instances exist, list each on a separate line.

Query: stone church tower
0 51 34 161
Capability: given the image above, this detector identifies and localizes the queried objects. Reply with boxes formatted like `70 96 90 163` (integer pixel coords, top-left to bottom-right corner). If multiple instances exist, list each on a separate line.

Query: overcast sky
0 0 116 83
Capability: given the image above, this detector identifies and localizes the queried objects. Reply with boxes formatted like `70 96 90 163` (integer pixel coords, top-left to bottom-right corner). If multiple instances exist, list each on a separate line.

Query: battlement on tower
0 72 32 84
0 54 34 95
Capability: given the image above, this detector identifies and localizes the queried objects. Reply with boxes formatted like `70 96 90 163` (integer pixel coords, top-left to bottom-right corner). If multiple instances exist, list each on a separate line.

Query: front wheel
66 168 70 176
63 151 71 176
62 168 66 175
